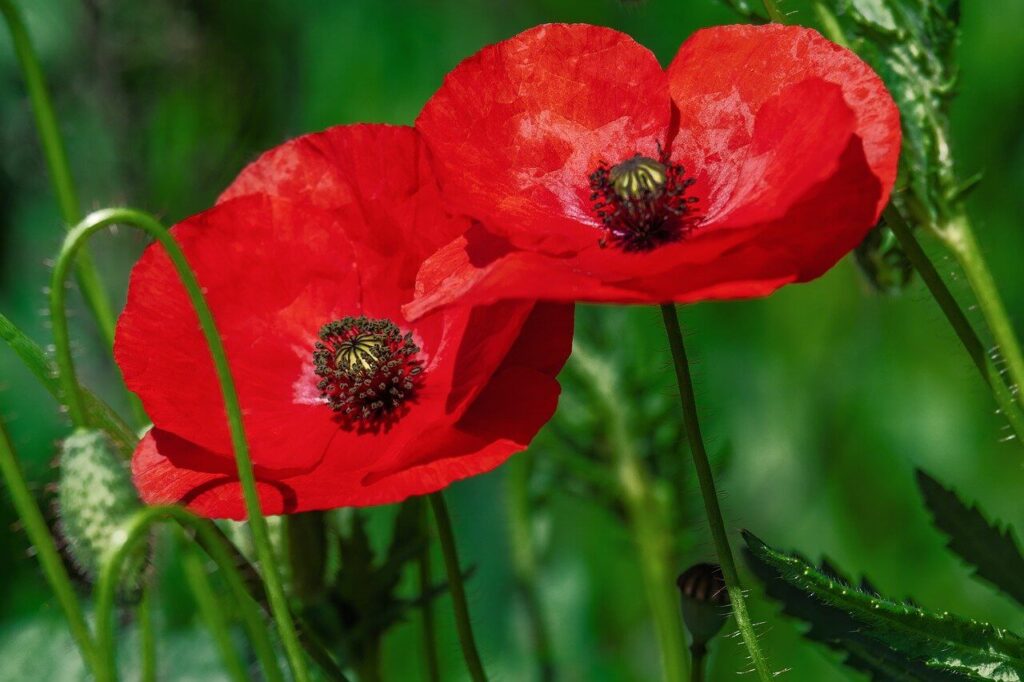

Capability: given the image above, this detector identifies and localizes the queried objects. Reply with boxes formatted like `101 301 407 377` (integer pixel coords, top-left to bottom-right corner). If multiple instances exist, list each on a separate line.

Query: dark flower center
589 151 699 252
313 316 423 429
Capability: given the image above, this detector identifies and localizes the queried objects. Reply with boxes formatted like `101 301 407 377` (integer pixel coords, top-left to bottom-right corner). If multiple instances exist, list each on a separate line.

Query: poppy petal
667 24 899 220
416 23 671 252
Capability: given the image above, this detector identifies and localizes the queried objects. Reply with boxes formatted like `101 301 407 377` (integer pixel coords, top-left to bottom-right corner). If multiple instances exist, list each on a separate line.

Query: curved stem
95 505 292 682
180 534 250 682
0 0 117 350
506 455 556 682
886 207 1024 444
51 208 310 682
572 342 689 682
139 586 157 682
759 0 786 22
429 492 489 682
659 304 772 682
0 312 135 453
0 418 102 679
418 504 442 682
936 211 1024 414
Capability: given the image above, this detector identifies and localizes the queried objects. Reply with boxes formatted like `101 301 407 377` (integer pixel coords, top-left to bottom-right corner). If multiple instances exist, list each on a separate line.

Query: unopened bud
58 429 147 594
677 563 729 647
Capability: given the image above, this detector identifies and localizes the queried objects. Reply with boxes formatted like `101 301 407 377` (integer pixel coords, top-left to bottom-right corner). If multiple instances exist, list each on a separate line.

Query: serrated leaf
745 539 960 681
744 531 1024 680
916 470 1024 607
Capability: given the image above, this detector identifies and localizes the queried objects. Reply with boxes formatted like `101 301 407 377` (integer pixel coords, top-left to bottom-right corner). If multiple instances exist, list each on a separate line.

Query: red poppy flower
406 23 901 317
115 125 573 519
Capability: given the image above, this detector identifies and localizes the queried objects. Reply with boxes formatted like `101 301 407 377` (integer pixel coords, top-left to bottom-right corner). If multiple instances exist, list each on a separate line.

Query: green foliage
56 428 146 593
854 219 915 293
824 0 962 224
745 531 1024 680
311 500 444 669
916 470 1024 607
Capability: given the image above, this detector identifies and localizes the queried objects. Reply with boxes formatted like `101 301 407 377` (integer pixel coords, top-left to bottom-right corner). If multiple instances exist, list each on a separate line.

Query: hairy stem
936 211 1024 414
659 304 772 681
759 0 786 22
0 418 102 679
50 208 310 682
886 207 1024 444
95 506 298 682
572 341 690 682
429 492 489 682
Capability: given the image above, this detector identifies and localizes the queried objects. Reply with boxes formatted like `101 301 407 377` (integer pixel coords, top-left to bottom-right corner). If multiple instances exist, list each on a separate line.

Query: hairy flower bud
57 429 147 593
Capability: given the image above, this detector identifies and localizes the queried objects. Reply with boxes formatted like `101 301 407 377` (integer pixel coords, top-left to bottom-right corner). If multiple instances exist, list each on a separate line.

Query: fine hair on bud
57 428 148 598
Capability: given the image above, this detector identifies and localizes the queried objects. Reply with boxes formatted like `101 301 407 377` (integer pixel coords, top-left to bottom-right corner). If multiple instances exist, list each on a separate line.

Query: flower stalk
50 208 311 682
934 211 1024 415
429 492 489 682
659 304 773 682
886 207 1024 443
0 418 103 679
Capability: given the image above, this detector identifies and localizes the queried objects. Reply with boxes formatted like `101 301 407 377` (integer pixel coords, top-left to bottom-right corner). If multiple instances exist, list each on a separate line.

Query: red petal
416 23 670 252
667 24 899 219
131 304 572 518
116 195 360 472
220 124 470 296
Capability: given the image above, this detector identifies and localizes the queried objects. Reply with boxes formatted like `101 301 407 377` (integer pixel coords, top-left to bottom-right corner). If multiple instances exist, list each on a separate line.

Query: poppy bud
57 428 147 594
677 562 729 648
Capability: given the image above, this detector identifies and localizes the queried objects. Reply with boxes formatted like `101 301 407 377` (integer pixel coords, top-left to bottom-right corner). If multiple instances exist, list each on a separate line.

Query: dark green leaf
746 538 960 680
916 470 1024 607
827 0 962 223
744 531 1024 680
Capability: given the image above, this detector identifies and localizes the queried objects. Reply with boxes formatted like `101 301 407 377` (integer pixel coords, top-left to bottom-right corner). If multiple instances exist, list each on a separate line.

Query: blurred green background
2 0 1023 680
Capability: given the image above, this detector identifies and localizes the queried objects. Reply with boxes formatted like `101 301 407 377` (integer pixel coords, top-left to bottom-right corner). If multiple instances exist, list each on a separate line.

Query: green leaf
828 0 962 223
745 538 960 680
744 531 1024 680
916 470 1024 607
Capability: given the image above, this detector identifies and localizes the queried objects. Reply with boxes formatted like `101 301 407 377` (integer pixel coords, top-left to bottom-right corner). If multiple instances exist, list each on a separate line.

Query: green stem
810 0 849 48
758 0 786 22
690 643 707 682
139 585 157 682
180 533 250 682
886 207 1024 444
572 342 689 682
0 0 117 350
50 207 310 682
659 304 772 682
418 505 442 682
199 523 341 682
95 506 293 682
936 211 1024 415
429 492 489 682
506 454 556 682
0 312 135 453
0 418 102 679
